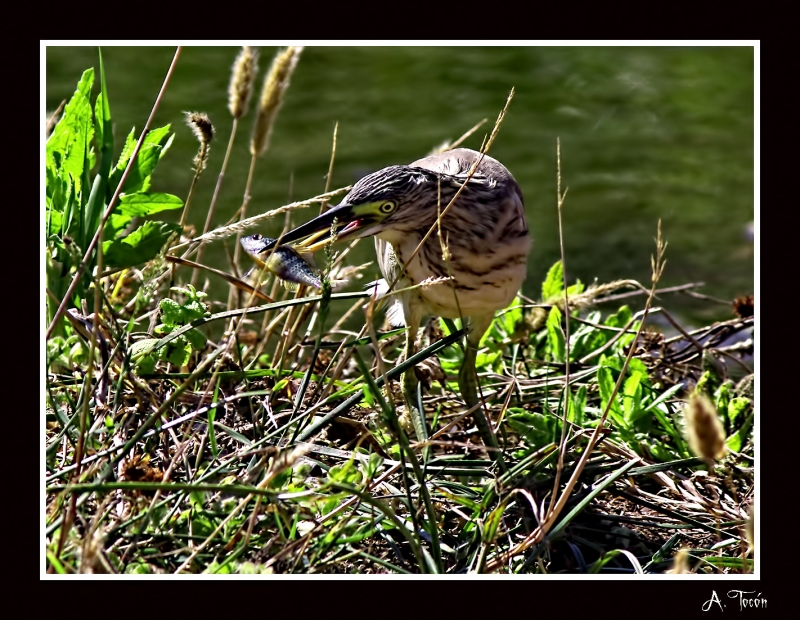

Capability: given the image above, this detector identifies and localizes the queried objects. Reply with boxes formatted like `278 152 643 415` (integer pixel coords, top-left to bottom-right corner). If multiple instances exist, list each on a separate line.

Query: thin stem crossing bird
245 148 530 468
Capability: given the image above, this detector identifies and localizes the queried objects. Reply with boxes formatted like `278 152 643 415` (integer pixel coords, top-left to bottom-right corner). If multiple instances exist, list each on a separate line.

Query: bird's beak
260 202 379 253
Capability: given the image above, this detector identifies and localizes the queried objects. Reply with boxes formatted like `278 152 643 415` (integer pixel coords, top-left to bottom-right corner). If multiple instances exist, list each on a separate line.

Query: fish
240 234 322 291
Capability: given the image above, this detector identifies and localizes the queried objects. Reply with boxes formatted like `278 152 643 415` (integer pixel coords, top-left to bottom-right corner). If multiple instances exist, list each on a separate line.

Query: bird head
254 165 435 254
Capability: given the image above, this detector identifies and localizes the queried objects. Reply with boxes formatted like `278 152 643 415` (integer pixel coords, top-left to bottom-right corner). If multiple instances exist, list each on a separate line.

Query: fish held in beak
240 234 322 290
258 203 378 254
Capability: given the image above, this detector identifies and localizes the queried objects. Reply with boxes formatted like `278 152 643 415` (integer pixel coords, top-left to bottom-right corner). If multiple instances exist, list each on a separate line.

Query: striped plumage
254 148 530 468
368 149 529 334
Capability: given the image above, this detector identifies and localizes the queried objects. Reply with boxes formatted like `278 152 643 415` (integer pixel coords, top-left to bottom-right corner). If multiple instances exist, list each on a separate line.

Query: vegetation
45 47 754 575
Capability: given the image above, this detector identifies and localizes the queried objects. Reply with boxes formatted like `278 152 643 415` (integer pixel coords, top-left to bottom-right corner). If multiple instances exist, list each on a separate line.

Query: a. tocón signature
702 590 767 611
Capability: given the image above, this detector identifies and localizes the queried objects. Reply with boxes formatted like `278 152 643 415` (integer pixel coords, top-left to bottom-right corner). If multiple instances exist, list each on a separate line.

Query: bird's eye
252 233 262 240
379 201 397 214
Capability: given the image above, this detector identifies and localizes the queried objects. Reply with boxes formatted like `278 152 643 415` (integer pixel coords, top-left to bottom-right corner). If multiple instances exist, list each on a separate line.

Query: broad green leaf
129 337 160 360
158 298 184 327
643 383 683 414
725 411 753 453
161 337 192 367
714 381 734 413
542 260 564 301
501 296 523 336
508 410 560 447
605 305 632 329
46 68 94 193
116 192 183 217
627 358 649 381
623 372 642 422
184 328 207 351
597 364 625 427
566 279 585 296
570 327 607 361
113 128 137 174
134 354 156 375
727 397 751 428
475 349 501 371
102 221 180 268
105 213 132 237
567 384 587 425
115 126 174 194
180 299 209 322
546 306 566 362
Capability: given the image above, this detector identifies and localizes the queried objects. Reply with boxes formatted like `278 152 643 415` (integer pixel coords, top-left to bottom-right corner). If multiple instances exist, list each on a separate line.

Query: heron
248 148 529 466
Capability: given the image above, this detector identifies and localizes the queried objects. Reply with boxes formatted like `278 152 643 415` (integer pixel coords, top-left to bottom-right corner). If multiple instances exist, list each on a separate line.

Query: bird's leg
459 315 506 471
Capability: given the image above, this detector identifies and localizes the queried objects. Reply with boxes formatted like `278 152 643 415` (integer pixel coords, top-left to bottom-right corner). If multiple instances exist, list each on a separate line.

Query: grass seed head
667 548 691 574
684 392 727 463
229 46 258 119
184 111 214 172
251 46 303 157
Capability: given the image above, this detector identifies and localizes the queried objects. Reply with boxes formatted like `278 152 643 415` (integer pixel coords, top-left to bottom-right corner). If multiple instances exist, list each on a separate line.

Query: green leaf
727 397 751 427
567 384 586 425
129 337 160 360
482 499 508 544
566 279 585 296
361 383 374 406
160 337 192 367
116 192 184 218
46 68 94 194
102 221 181 268
541 260 564 301
501 296 524 336
113 128 137 174
158 298 184 327
623 372 642 422
570 327 607 361
134 354 156 375
546 306 566 363
726 411 753 453
95 48 114 203
184 327 207 351
643 383 683 415
605 305 632 329
597 364 625 427
508 409 560 448
82 172 106 248
182 299 209 322
189 490 206 509
113 126 174 194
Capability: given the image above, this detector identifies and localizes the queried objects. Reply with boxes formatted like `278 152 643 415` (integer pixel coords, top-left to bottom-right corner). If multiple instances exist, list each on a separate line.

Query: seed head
684 392 727 463
184 111 214 172
251 46 303 157
666 548 691 574
229 46 259 119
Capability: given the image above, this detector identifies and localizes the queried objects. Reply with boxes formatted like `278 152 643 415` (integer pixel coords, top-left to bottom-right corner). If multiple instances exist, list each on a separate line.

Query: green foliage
507 408 560 448
133 285 209 371
45 58 183 339
546 306 566 362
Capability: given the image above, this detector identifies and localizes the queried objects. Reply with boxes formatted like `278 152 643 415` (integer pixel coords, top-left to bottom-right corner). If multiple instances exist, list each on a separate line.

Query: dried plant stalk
251 46 303 157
